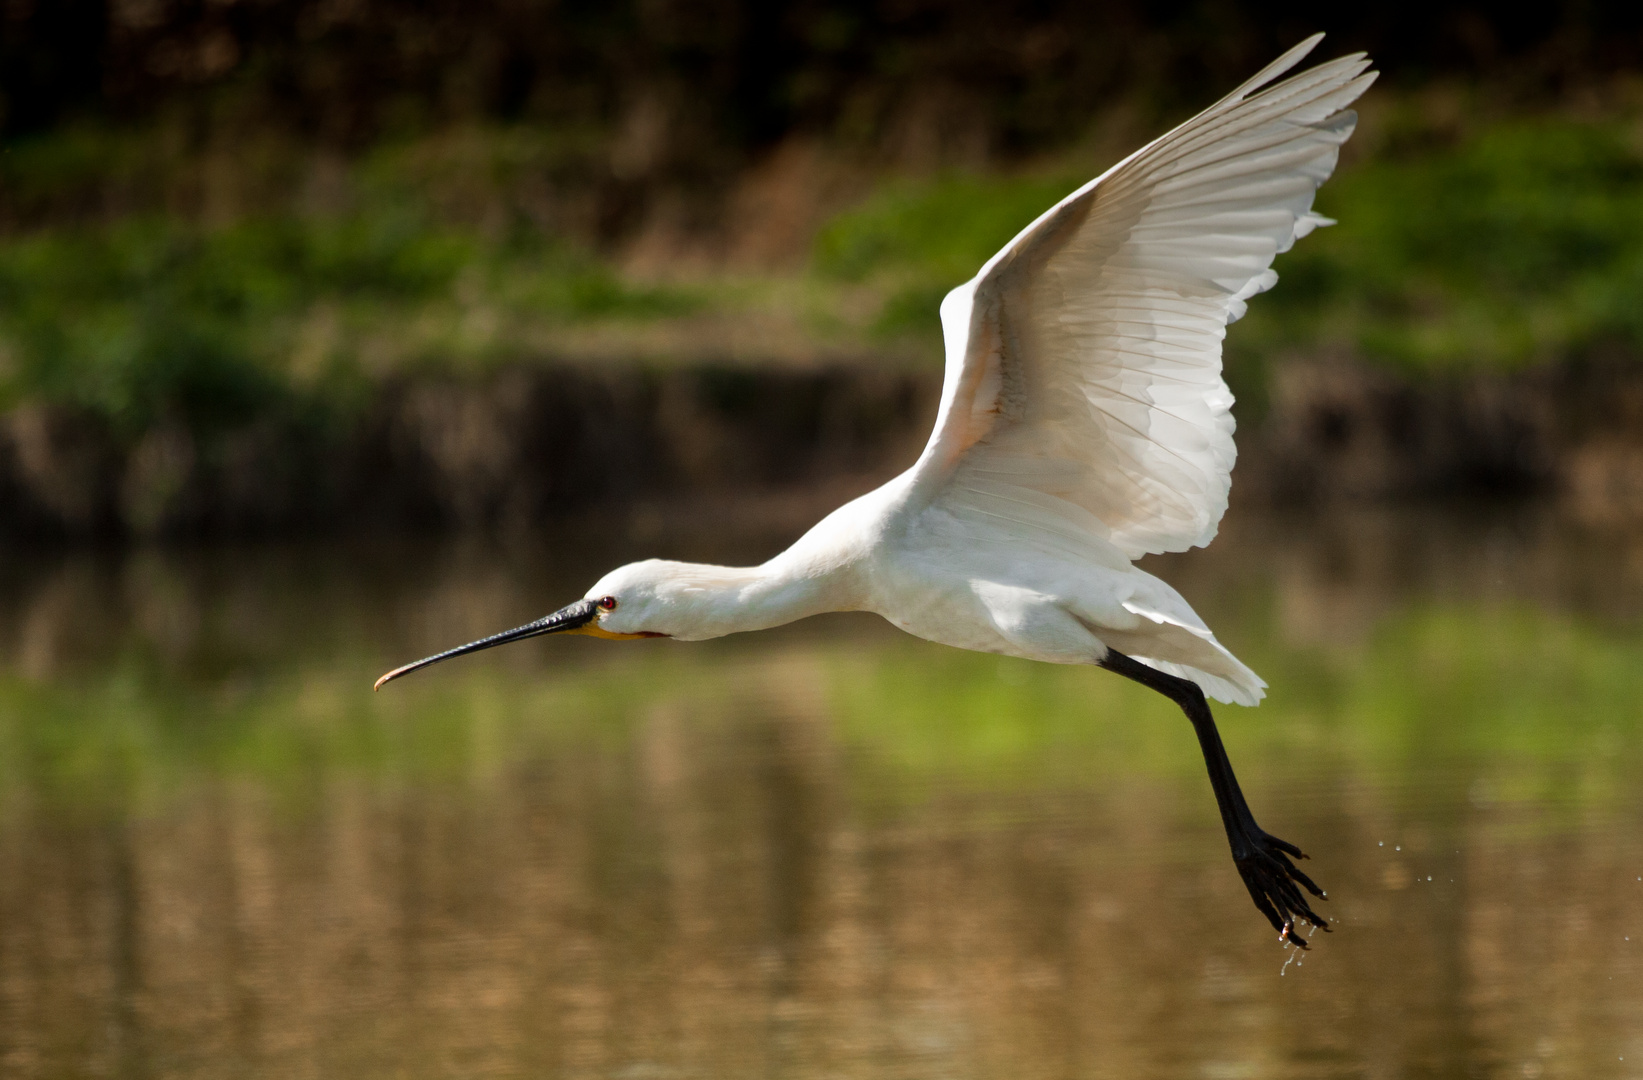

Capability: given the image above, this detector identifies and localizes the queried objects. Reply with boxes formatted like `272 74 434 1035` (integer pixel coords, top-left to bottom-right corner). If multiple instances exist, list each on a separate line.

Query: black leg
1099 648 1329 947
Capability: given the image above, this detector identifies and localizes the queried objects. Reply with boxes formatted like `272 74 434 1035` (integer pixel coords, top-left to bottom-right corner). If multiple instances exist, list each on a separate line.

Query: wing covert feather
913 38 1375 558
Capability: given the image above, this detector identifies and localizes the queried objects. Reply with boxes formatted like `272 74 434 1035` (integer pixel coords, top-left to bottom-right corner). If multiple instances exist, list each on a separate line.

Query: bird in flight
378 35 1375 947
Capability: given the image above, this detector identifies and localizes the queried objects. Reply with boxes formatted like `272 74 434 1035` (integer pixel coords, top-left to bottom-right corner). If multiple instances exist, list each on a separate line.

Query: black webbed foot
1233 828 1328 948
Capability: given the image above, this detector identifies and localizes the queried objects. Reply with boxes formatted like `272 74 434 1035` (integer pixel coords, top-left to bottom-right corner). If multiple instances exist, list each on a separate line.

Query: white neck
666 551 858 640
609 486 888 641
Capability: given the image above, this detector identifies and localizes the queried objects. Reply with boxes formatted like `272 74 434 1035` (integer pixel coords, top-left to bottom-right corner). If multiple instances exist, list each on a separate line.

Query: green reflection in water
0 519 1641 1080
4 586 1641 818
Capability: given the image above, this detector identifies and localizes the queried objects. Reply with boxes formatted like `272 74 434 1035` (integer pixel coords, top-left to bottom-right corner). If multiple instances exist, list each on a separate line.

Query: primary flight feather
378 35 1376 946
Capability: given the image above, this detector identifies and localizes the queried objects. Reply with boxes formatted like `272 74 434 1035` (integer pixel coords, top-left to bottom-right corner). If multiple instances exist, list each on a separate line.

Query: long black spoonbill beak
375 598 601 690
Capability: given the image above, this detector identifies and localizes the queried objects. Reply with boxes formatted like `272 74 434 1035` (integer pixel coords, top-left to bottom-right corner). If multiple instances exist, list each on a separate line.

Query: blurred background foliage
819 112 1643 372
0 208 700 433
4 1 1643 434
1235 116 1643 372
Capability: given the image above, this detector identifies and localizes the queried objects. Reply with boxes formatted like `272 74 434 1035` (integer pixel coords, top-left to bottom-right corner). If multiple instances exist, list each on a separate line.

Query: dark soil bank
0 365 939 538
2 357 1640 540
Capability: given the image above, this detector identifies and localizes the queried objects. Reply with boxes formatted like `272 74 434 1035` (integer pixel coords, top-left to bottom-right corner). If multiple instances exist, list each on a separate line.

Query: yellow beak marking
570 625 668 641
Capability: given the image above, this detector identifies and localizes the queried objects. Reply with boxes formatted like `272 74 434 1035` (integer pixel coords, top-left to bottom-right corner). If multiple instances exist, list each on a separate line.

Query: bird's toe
1234 831 1329 948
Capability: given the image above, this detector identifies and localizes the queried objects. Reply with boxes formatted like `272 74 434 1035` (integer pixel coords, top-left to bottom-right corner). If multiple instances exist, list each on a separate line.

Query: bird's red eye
597 596 617 611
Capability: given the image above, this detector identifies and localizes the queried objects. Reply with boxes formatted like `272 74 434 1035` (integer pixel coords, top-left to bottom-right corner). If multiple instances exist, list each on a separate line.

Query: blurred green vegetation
814 111 1643 377
1243 115 1643 372
0 133 699 433
4 103 1643 438
0 211 698 433
812 169 1084 338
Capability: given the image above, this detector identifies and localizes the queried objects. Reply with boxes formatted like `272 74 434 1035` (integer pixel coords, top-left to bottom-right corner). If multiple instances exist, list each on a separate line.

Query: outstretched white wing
908 35 1375 559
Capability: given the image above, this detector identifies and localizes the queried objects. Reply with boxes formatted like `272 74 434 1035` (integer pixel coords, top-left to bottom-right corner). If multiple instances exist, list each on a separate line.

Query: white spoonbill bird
378 35 1375 946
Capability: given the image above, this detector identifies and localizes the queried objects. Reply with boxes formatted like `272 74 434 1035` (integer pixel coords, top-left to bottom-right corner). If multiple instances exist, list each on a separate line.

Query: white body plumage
587 35 1376 708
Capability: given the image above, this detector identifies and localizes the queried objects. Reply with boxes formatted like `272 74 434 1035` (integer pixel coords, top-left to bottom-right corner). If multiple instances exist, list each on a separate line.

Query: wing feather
909 38 1375 558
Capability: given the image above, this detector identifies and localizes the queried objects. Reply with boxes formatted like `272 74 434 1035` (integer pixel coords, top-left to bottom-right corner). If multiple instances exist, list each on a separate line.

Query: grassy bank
817 99 1643 380
6 98 1643 435
0 194 703 437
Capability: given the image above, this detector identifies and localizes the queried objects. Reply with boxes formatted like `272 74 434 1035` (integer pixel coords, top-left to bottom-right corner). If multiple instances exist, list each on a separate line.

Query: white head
581 559 758 640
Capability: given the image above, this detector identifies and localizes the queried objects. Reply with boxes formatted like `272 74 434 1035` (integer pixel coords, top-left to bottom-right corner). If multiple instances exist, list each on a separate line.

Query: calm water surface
1 504 1642 1079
